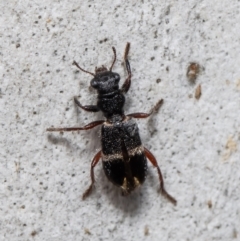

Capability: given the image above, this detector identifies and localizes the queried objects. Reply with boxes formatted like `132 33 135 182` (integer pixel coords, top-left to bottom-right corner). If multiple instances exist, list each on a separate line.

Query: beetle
47 43 176 205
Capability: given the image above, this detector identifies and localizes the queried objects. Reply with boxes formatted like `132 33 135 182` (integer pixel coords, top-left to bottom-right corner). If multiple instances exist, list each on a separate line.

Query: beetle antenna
109 47 116 71
73 61 95 76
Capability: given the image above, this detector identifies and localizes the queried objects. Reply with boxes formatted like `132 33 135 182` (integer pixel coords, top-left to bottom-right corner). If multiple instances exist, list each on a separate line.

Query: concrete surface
0 1 240 240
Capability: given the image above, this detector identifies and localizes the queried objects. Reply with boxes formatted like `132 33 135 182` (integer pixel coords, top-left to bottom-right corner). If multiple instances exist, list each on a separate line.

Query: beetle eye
91 79 98 88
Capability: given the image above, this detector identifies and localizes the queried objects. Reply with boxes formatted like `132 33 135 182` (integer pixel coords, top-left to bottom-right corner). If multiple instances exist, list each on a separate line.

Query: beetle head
90 70 120 94
73 47 119 94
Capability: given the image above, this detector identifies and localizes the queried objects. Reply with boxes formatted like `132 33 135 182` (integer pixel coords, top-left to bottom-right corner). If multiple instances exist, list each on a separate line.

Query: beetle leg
74 96 100 112
121 43 132 93
82 150 102 200
46 120 104 132
127 99 163 118
144 147 177 205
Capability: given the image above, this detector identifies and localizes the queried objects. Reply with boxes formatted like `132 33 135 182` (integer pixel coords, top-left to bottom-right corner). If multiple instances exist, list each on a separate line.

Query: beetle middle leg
46 120 104 132
127 99 163 119
82 150 102 200
144 147 177 205
74 96 99 112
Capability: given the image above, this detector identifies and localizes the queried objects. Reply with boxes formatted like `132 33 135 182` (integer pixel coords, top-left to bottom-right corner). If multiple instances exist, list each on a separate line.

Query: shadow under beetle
47 43 177 205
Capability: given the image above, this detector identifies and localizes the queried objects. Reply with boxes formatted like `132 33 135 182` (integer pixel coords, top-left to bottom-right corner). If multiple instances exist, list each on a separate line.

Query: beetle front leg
144 147 177 205
121 43 132 93
82 150 102 200
74 96 100 112
127 99 163 119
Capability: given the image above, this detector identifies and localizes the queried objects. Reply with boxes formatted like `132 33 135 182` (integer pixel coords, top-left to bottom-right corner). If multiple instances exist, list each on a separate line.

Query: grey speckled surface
1 1 240 240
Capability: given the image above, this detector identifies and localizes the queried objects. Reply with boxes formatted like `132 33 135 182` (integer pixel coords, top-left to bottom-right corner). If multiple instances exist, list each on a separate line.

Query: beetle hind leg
144 147 177 205
82 150 102 200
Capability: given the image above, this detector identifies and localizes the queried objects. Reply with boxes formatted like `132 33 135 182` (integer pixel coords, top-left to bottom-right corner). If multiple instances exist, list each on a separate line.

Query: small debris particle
187 62 200 82
233 228 238 238
144 225 149 236
195 84 201 99
31 230 37 237
84 228 91 235
207 200 212 209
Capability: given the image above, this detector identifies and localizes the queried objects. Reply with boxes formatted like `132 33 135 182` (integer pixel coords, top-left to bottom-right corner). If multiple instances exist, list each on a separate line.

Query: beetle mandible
47 43 176 205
